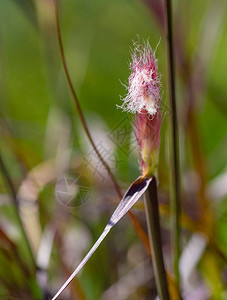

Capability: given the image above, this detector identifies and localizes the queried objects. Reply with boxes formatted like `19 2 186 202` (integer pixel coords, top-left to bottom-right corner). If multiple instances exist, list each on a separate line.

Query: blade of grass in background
0 153 36 270
12 0 38 28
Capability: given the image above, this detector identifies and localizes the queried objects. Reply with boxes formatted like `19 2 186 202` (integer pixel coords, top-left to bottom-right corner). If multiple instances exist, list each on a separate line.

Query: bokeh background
0 0 227 299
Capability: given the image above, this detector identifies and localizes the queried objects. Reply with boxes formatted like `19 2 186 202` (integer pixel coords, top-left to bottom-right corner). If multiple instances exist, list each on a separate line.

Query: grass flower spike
120 41 162 177
52 40 165 300
119 41 170 300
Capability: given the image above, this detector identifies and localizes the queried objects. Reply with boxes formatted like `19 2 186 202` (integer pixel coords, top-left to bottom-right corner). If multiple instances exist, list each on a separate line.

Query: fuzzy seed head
119 41 160 116
118 40 163 176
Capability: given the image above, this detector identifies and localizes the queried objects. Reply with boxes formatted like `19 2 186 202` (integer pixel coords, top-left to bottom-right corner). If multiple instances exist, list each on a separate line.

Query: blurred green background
0 0 227 299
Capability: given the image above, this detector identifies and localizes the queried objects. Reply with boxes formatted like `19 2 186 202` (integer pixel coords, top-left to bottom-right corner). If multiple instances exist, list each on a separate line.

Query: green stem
164 0 181 288
144 177 170 300
0 153 36 271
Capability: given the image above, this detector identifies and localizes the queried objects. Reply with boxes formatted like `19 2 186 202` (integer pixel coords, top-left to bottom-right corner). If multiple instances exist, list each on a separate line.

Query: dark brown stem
144 177 170 300
164 0 181 288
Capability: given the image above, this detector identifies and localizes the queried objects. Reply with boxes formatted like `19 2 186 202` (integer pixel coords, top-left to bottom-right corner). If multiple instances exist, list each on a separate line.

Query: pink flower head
119 40 162 176
119 41 160 116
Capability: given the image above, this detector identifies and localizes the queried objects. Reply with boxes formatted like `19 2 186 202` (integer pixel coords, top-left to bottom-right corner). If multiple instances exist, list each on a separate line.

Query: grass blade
52 176 152 300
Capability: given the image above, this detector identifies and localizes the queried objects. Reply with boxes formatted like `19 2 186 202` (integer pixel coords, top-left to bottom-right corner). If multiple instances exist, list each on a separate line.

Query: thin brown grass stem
144 177 170 300
164 0 181 289
53 0 119 197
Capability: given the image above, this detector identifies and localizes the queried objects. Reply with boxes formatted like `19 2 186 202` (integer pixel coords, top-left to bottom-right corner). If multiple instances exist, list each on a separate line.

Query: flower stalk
120 40 170 300
144 177 170 300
